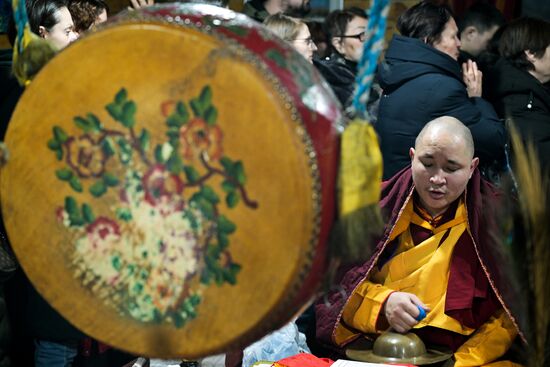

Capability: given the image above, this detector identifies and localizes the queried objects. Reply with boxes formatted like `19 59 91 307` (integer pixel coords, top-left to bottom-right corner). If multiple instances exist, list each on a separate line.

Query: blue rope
351 0 390 120
13 0 29 54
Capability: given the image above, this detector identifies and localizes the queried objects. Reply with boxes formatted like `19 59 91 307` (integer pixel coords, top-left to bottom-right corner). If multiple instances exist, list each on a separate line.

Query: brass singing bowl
346 331 453 365
373 331 427 359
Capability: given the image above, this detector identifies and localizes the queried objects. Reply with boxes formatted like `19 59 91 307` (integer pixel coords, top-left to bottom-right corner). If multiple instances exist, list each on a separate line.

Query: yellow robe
336 199 519 366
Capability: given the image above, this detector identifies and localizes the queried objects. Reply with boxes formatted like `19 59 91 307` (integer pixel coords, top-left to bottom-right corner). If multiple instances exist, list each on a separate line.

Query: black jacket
376 35 506 179
484 58 550 173
314 53 382 121
458 49 476 67
314 53 357 111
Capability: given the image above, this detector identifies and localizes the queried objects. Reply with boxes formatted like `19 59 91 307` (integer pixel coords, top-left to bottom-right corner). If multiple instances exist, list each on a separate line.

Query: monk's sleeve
453 309 518 367
340 279 394 334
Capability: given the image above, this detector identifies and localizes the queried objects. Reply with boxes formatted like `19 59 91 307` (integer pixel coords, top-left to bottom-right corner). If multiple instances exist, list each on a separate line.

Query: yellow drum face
2 16 323 358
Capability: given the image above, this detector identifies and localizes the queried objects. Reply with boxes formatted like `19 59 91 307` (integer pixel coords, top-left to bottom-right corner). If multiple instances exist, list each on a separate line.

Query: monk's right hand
384 292 429 333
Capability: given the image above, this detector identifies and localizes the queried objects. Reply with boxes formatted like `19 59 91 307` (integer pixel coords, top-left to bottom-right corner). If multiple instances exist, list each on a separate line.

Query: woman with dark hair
484 17 550 174
68 0 108 34
313 8 367 110
27 0 78 49
375 0 506 181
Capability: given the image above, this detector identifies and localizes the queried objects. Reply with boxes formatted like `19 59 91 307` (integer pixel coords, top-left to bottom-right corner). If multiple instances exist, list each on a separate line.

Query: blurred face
410 130 478 217
287 0 310 14
461 24 499 57
433 18 461 60
334 15 367 62
528 45 550 84
291 24 317 63
41 6 78 49
94 9 108 26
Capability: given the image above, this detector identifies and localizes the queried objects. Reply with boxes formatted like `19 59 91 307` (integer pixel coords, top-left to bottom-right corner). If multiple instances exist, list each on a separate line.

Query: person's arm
453 309 518 367
340 280 393 333
341 280 427 334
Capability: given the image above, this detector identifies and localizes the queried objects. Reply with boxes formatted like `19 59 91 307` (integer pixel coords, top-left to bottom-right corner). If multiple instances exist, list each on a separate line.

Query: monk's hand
384 292 429 333
462 60 482 98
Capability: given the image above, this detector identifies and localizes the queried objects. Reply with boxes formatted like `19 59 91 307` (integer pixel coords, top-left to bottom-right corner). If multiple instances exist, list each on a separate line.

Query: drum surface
1 4 340 358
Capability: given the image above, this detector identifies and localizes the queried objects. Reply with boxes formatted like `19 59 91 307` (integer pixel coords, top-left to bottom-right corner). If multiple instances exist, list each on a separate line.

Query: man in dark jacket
375 1 506 181
457 1 505 72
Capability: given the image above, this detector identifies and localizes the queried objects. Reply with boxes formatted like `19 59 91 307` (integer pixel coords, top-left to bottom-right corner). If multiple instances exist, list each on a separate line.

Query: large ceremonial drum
1 4 341 358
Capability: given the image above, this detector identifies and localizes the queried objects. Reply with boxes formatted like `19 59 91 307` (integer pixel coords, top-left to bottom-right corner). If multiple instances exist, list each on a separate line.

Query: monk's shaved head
415 116 475 159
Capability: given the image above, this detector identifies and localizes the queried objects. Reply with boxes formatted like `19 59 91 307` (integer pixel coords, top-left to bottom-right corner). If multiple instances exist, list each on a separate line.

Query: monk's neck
413 195 460 226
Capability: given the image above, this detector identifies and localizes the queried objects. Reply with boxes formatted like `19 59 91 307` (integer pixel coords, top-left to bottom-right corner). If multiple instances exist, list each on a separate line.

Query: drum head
1 4 340 358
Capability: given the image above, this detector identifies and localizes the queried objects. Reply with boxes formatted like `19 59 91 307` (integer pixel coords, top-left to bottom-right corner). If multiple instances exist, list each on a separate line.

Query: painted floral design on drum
48 86 257 327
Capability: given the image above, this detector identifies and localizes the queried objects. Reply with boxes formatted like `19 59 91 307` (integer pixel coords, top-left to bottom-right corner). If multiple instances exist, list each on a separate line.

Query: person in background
476 24 507 72
27 0 79 50
68 0 108 34
6 3 81 364
375 0 505 182
264 13 317 63
484 17 550 176
313 8 367 110
9 1 131 365
242 0 310 23
457 1 505 72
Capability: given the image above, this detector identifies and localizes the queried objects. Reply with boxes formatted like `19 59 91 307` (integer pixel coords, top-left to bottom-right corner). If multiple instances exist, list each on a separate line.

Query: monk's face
410 130 478 217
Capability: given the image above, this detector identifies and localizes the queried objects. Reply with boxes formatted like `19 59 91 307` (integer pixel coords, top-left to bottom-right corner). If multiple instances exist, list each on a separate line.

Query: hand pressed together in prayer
383 291 430 333
462 59 482 98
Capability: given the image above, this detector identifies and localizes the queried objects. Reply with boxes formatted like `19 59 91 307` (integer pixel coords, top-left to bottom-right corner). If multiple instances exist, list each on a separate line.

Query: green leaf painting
48 86 258 329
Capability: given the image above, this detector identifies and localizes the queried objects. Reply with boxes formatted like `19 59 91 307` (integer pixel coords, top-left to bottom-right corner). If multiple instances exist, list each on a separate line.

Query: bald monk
316 116 524 366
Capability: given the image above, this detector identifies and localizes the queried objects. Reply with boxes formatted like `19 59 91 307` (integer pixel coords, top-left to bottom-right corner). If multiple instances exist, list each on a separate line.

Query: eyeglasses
293 37 315 47
338 31 367 42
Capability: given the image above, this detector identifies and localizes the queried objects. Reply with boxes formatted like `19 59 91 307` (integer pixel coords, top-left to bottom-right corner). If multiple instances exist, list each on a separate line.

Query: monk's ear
409 147 415 162
469 157 479 178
